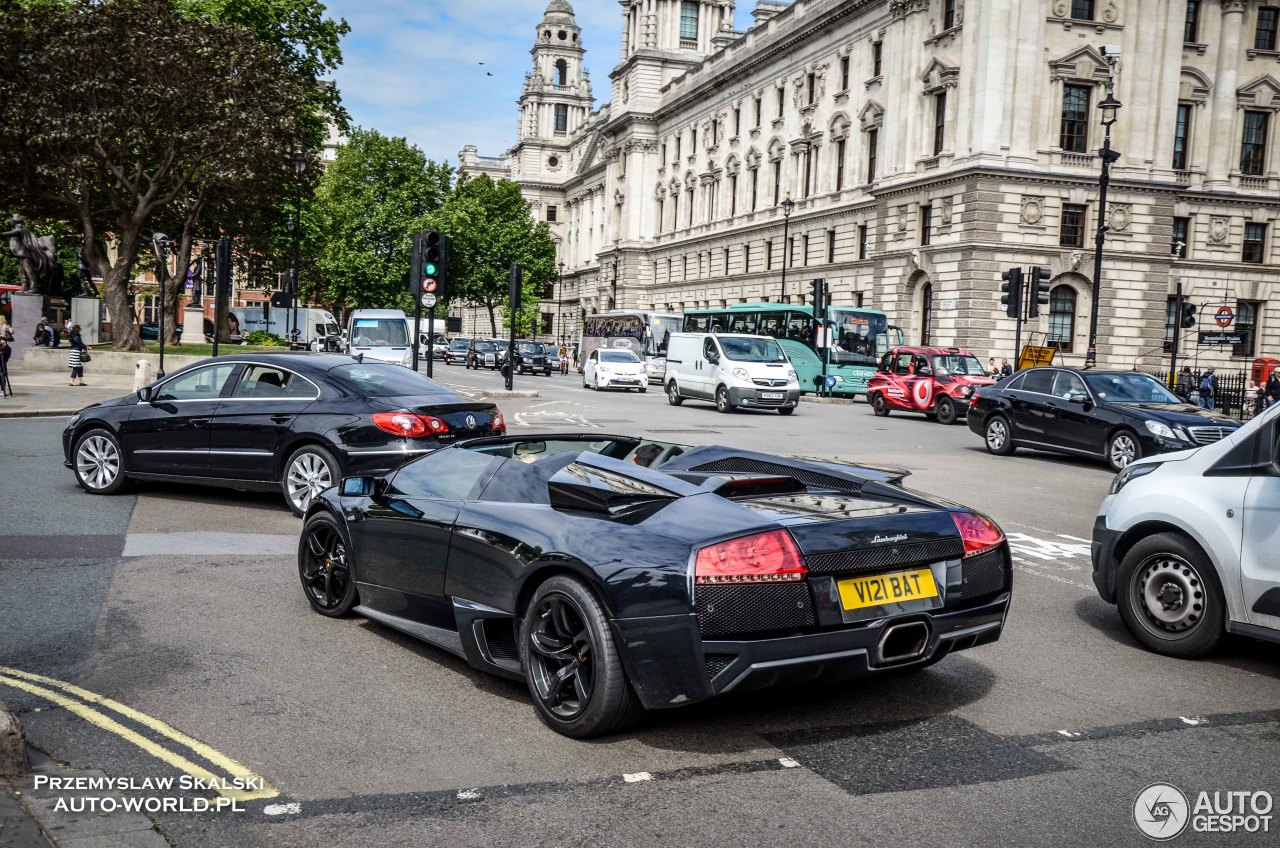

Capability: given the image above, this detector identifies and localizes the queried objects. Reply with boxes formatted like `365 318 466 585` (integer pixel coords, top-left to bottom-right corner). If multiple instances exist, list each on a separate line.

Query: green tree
0 0 313 350
427 175 556 337
305 128 454 312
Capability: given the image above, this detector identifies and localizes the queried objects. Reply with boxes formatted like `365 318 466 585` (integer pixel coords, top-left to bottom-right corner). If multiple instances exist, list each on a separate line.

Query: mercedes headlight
733 368 750 380
1144 420 1176 440
1110 462 1162 495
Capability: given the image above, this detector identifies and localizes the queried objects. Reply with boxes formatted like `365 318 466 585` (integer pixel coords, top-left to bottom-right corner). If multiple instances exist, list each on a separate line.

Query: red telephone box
1252 357 1280 384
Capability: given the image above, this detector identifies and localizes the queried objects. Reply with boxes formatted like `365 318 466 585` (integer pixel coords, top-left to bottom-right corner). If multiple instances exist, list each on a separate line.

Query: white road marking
530 401 567 408
263 803 302 816
1057 730 1083 738
778 757 800 769
513 410 600 429
1005 532 1096 592
1180 716 1207 726
623 772 653 783
456 789 483 802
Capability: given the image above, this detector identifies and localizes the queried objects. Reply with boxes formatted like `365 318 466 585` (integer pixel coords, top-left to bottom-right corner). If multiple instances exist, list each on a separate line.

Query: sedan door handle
190 417 211 428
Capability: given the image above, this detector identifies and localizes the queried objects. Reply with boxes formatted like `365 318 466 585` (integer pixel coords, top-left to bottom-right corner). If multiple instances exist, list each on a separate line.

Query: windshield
449 339 469 351
601 350 641 363
649 316 681 356
473 341 498 352
317 322 340 337
329 363 453 397
932 354 987 376
1084 373 1183 404
720 337 787 363
828 309 889 366
518 343 543 355
351 318 408 347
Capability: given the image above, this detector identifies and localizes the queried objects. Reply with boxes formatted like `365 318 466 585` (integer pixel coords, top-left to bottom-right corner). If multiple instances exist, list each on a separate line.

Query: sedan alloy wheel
985 416 1015 456
283 446 337 517
73 429 129 494
1107 431 1141 472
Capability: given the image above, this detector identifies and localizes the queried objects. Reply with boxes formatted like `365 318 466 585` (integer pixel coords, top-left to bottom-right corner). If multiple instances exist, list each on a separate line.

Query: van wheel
935 397 957 425
1117 533 1225 658
715 386 734 414
666 381 683 406
871 393 890 417
777 406 795 416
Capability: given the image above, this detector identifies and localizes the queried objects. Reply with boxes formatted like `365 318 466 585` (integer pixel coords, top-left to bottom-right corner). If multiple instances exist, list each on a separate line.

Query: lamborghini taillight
694 529 808 585
952 512 1005 558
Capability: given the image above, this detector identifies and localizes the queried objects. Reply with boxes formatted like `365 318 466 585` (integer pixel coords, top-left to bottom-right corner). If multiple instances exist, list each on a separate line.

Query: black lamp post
1084 90 1122 369
150 233 172 378
556 260 565 344
289 150 306 348
780 194 796 303
611 247 621 311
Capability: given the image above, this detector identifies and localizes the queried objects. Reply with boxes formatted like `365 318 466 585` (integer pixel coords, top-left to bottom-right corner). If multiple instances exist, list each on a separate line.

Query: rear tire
1116 533 1225 658
667 381 683 406
715 385 734 414
520 576 644 738
935 396 957 426
871 393 890 417
984 415 1016 456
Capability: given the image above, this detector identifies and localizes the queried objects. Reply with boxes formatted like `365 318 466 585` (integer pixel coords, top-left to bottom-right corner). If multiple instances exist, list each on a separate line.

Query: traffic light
508 263 523 312
1027 266 1052 318
411 231 450 300
809 278 827 313
1000 267 1023 319
1181 301 1197 328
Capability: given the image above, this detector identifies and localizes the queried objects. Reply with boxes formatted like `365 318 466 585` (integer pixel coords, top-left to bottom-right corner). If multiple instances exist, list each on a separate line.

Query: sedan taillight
951 511 1005 558
492 411 506 434
372 412 449 438
694 529 807 585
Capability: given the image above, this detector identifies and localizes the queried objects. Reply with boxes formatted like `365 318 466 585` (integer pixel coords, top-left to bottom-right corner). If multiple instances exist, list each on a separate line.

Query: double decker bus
682 303 901 397
579 310 684 380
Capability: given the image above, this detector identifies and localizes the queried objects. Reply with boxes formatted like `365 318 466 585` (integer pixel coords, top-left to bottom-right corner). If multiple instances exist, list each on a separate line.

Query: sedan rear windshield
329 363 454 397
1084 373 1182 404
720 337 787 363
601 350 641 363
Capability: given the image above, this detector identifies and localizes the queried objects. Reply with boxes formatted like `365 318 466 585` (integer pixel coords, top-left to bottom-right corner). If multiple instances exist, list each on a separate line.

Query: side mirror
1068 392 1090 405
138 386 153 402
340 475 384 498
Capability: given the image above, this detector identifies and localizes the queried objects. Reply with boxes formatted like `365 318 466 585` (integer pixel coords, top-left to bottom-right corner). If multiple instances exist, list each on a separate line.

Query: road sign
825 375 837 388
420 293 437 308
1199 330 1248 347
1215 306 1234 328
421 277 438 294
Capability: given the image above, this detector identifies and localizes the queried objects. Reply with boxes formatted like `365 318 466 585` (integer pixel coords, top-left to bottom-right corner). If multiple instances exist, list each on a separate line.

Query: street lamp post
150 233 172 378
556 260 565 344
611 247 621 311
780 194 796 303
289 150 306 349
1085 78 1122 370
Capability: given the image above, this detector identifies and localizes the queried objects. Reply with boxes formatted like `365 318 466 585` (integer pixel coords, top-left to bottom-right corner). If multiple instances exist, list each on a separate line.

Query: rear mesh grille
805 539 965 575
695 583 817 637
690 458 861 494
959 548 1009 601
704 654 735 680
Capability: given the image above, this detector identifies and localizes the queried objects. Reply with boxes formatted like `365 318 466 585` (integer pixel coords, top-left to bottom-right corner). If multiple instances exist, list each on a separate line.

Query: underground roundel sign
1215 305 1234 328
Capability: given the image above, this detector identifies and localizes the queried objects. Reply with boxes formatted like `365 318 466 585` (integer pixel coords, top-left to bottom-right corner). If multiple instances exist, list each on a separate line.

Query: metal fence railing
1141 368 1264 420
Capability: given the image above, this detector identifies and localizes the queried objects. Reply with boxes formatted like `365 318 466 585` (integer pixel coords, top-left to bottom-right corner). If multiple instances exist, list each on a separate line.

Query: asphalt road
1 364 1277 847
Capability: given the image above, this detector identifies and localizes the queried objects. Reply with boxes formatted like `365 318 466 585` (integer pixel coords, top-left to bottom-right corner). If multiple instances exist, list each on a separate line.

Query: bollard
133 359 153 392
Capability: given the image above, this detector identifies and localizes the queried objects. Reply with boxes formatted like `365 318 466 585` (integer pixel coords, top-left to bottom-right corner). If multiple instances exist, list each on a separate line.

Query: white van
346 309 413 367
664 332 801 414
1092 401 1280 658
229 307 341 349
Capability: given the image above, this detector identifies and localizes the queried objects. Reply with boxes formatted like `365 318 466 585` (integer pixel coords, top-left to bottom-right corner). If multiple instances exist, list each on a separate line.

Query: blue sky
323 0 756 166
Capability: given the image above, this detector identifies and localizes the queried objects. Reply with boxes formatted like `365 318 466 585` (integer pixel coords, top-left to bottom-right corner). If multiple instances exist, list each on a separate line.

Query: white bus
578 310 683 382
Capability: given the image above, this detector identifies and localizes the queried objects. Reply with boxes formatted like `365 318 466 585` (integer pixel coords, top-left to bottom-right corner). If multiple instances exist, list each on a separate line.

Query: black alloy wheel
871 393 890 417
521 576 642 738
1117 532 1225 658
298 512 358 617
935 396 957 426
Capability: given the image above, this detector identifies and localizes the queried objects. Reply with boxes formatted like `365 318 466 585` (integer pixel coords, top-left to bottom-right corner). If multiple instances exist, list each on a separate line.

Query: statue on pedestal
2 214 62 294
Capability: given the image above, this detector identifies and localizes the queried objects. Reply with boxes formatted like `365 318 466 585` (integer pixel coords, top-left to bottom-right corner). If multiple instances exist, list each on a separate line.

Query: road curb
800 395 857 405
0 699 27 777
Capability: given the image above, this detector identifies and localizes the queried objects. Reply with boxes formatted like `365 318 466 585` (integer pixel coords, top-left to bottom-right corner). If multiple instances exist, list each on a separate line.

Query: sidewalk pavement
0 371 134 419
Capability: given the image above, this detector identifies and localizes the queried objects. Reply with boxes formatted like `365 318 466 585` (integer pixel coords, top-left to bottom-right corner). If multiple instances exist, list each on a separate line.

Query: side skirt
126 472 279 493
353 601 466 660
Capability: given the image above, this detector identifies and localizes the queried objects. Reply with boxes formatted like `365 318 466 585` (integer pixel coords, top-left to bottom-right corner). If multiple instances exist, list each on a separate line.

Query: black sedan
465 339 505 370
299 435 1012 737
444 338 470 365
512 341 552 376
967 367 1242 472
63 354 505 516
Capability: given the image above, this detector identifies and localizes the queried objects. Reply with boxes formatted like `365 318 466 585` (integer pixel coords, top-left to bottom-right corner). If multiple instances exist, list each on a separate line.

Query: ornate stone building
461 0 1278 371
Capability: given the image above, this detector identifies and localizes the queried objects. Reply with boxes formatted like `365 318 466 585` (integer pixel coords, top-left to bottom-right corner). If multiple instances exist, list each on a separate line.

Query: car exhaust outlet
877 621 930 664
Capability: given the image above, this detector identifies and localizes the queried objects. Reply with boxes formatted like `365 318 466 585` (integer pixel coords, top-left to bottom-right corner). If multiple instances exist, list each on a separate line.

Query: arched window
1047 285 1076 352
554 59 568 87
919 282 933 345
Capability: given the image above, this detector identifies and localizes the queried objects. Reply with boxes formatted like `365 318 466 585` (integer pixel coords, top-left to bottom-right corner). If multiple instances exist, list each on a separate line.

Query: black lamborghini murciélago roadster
299 434 1012 737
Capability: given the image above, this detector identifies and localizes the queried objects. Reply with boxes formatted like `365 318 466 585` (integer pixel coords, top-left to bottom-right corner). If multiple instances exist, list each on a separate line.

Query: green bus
682 303 902 397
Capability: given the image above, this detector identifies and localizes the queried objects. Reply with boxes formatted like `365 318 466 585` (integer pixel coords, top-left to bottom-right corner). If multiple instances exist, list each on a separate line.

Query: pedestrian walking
67 324 88 386
0 335 11 398
1198 366 1217 410
1266 370 1280 411
1174 365 1194 402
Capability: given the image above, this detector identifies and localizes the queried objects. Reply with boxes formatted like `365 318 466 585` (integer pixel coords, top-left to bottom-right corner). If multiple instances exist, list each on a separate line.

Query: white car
1092 401 1280 658
583 349 647 392
663 332 800 415
346 309 414 368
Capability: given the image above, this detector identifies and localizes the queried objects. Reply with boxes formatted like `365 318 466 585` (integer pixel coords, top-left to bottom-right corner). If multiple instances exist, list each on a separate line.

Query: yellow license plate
838 568 939 611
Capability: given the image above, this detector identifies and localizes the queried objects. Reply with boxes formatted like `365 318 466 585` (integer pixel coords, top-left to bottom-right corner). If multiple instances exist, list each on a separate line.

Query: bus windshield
720 337 787 363
828 309 889 366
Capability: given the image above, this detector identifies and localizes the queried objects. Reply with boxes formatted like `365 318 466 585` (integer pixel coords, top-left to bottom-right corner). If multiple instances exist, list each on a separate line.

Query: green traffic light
424 262 437 275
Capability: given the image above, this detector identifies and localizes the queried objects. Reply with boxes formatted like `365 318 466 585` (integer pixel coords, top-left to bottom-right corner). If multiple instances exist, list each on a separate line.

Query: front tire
871 393 890 417
715 385 734 414
73 428 131 495
282 444 339 517
778 406 795 416
667 381 683 405
1107 430 1142 472
520 576 643 738
984 415 1016 456
1116 533 1225 658
298 511 358 617
935 396 957 426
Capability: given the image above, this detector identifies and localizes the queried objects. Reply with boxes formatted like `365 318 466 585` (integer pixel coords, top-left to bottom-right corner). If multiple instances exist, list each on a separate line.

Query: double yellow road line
0 667 277 802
